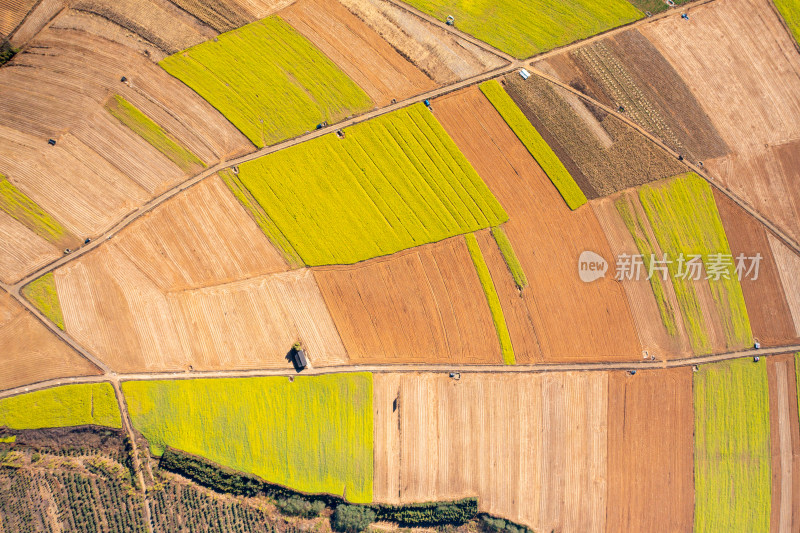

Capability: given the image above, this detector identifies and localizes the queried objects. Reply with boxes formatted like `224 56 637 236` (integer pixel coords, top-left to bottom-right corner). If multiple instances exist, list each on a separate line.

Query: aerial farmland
2 0 800 531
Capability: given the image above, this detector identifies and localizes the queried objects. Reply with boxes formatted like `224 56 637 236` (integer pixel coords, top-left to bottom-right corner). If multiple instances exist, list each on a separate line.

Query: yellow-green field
639 173 752 354
122 374 373 502
237 104 508 266
693 359 771 532
773 0 800 46
106 95 205 174
0 384 121 430
491 226 527 289
0 175 69 245
465 233 514 365
21 272 64 330
403 0 642 58
479 81 586 209
160 16 373 148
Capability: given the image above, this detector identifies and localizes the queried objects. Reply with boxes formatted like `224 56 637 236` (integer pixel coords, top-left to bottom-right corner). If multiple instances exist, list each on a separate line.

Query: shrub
333 505 376 533
275 496 326 518
480 515 531 533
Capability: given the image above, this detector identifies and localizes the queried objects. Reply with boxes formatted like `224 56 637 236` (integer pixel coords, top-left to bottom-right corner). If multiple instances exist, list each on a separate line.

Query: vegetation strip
122 374 374 502
106 95 205 174
465 233 515 364
491 226 527 289
21 272 65 330
639 173 752 354
159 16 373 148
772 0 800 47
236 104 507 265
693 359 771 532
0 174 69 245
479 80 587 210
0 384 122 430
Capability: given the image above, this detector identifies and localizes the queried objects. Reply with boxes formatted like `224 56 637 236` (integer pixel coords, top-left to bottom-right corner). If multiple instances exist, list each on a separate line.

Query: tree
332 505 376 533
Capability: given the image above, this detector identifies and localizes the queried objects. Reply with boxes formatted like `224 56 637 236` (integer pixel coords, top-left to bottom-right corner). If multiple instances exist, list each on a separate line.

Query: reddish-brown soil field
373 372 608 532
713 190 797 347
768 234 800 337
606 368 694 532
0 291 101 391
313 236 502 364
767 355 800 533
281 0 436 107
434 87 641 362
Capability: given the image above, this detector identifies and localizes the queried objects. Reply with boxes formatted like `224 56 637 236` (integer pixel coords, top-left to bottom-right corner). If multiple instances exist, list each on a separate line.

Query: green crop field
21 272 64 330
160 16 373 148
491 226 527 289
0 383 121 430
694 359 771 532
122 374 373 502
480 81 586 210
106 95 205 174
402 0 642 58
465 233 515 365
626 0 690 14
0 174 69 245
236 104 507 266
639 173 752 354
773 0 800 46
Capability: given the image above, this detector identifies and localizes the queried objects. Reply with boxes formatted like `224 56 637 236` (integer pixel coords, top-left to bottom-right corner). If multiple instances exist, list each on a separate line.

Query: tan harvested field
642 0 800 243
281 0 436 107
314 236 502 364
0 290 101 391
0 211 61 285
338 0 505 84
769 234 800 337
592 196 692 359
0 0 37 38
606 368 694 532
767 355 800 533
0 27 251 250
714 190 797 346
7 0 63 46
373 372 608 532
434 87 641 362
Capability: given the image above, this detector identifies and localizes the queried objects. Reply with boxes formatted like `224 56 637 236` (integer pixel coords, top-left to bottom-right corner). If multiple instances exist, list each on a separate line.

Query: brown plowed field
7 0 62 46
434 87 641 362
769 234 800 337
313 236 502 364
606 368 694 532
373 372 608 532
280 0 436 107
165 0 293 33
592 196 692 359
0 291 101 391
0 212 60 285
338 0 505 84
0 0 37 38
642 0 800 243
714 190 797 346
767 355 800 533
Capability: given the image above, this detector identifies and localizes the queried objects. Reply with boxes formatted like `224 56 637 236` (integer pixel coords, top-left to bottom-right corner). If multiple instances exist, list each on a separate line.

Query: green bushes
0 44 17 67
374 498 478 525
276 496 326 518
480 515 532 533
333 505 376 533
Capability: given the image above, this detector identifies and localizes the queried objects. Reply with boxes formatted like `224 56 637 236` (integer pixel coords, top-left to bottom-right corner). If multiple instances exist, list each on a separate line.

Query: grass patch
693 359 771 532
0 43 18 67
0 384 121 430
0 174 69 245
465 233 515 365
480 80 586 210
0 435 16 443
773 0 800 47
639 173 752 354
21 272 64 330
122 374 373 502
237 104 507 266
219 169 303 268
491 226 527 289
106 94 205 174
401 0 642 59
160 16 373 148
615 195 679 337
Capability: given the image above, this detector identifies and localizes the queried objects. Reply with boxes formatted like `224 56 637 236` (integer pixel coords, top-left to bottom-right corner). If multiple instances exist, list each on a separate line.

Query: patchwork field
398 0 642 59
767 355 800 533
122 374 373 502
0 383 121 430
314 236 501 364
0 0 37 38
434 87 640 362
694 359 772 532
280 0 436 107
606 368 694 532
160 16 373 148
373 372 608 531
165 0 294 33
338 0 505 84
237 104 507 266
641 0 800 243
0 290 101 392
